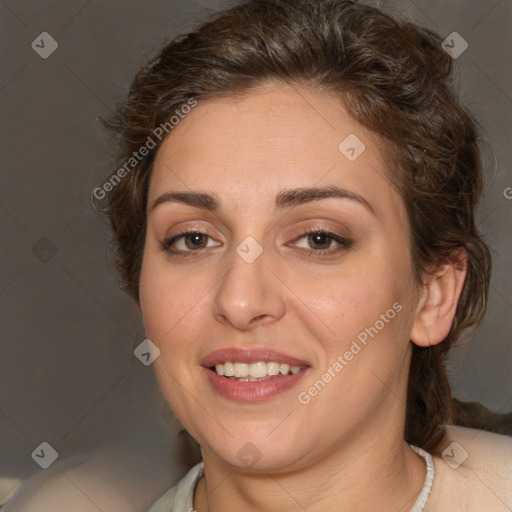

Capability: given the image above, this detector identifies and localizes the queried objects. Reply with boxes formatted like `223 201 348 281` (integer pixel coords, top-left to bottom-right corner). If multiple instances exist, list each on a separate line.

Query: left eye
293 230 351 252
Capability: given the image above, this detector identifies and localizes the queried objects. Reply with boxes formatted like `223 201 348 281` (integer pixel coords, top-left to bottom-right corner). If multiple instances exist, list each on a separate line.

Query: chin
200 431 309 473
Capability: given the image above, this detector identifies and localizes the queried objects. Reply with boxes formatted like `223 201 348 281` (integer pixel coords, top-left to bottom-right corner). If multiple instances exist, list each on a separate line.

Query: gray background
1 0 511 510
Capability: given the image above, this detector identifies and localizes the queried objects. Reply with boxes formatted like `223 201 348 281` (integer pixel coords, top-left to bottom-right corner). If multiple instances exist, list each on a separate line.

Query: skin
139 81 466 511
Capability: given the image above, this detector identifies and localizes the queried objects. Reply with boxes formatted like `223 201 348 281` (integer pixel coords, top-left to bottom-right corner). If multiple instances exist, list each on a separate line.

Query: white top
5 425 509 510
148 445 435 512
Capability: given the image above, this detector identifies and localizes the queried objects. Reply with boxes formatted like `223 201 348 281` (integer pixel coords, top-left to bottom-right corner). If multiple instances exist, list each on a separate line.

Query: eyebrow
150 185 375 215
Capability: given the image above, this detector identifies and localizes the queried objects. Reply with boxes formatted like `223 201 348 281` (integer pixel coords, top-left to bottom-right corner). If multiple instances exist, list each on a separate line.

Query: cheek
299 265 401 337
296 265 414 401
139 253 205 343
139 257 207 411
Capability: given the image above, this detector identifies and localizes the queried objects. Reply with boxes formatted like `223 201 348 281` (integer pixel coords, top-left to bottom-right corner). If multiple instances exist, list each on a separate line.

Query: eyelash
295 229 353 257
161 228 352 258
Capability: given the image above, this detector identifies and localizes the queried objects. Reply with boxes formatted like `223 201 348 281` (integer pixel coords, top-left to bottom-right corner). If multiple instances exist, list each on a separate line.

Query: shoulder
2 446 182 512
427 425 512 511
438 424 512 476
148 462 204 512
2 452 133 512
147 486 178 512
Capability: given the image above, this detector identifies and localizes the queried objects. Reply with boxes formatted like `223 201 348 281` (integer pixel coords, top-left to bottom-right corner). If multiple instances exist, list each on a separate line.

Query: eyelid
161 222 353 256
161 226 221 252
286 220 351 240
287 228 352 253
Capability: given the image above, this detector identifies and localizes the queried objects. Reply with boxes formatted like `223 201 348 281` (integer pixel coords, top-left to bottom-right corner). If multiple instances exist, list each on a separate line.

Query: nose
212 241 286 331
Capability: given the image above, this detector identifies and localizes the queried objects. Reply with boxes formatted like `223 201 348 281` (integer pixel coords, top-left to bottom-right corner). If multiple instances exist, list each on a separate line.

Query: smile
212 361 306 381
201 347 311 401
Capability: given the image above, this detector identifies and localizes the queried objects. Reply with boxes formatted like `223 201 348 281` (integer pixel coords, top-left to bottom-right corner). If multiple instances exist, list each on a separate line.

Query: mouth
210 361 307 382
200 348 311 402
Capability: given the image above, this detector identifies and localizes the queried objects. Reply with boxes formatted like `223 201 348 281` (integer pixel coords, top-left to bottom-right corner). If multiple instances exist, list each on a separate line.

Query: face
140 81 421 473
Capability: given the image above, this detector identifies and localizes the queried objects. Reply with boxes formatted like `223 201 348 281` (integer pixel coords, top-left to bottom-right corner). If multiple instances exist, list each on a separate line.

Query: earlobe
410 250 467 348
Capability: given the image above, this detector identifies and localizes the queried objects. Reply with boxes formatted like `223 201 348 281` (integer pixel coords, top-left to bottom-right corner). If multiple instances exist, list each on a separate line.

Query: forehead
149 81 403 219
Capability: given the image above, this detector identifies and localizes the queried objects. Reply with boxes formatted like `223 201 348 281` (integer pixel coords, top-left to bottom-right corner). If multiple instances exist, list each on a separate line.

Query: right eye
162 230 221 254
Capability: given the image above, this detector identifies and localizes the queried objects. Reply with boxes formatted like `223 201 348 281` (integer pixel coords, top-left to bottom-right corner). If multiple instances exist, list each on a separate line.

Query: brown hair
95 0 496 452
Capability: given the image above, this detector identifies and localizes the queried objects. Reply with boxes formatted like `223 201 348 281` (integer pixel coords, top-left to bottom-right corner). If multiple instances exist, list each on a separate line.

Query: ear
410 249 467 347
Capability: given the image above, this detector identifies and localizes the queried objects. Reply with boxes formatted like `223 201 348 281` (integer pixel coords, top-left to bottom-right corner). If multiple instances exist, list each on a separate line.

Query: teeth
249 361 268 378
267 362 280 376
234 363 249 378
212 361 306 378
224 362 234 376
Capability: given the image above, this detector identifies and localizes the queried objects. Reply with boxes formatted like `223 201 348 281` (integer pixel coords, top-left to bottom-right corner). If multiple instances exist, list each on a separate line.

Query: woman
97 0 512 510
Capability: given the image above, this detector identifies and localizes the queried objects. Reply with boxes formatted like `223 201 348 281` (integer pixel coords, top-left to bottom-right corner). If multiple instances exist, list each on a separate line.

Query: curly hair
95 0 494 453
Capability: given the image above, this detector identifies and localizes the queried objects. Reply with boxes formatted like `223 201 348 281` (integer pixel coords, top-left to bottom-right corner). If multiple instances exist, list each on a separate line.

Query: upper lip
200 347 311 368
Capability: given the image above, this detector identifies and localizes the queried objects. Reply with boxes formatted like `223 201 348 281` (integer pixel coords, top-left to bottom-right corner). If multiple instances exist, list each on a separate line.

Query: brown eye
307 232 334 250
291 229 352 257
183 232 209 250
162 231 220 253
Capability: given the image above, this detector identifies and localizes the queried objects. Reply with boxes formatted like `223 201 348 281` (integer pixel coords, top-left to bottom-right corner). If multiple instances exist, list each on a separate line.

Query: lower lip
203 367 309 402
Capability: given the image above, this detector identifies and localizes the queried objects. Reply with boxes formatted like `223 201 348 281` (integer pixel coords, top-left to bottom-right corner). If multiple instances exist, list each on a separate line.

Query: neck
194 425 427 512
